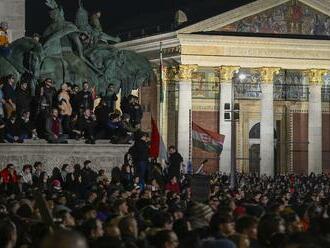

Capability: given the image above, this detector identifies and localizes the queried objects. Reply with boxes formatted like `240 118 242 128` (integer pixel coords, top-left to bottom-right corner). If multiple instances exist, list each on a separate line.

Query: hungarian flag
149 117 168 161
149 117 160 158
192 122 225 154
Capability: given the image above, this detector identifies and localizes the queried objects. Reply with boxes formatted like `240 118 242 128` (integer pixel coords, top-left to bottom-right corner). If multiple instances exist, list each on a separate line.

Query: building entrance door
249 144 260 175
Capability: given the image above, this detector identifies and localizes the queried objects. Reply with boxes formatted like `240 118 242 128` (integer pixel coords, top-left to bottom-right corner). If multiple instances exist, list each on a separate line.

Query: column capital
218 66 240 82
305 69 328 85
259 67 281 84
178 64 198 81
162 66 178 82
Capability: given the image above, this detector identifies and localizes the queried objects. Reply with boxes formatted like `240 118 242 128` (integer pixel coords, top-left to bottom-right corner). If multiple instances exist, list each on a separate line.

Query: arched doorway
248 122 277 175
249 123 260 175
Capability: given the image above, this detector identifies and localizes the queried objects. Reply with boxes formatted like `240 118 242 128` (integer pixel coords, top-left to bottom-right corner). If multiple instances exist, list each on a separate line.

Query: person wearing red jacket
165 176 181 194
0 164 18 194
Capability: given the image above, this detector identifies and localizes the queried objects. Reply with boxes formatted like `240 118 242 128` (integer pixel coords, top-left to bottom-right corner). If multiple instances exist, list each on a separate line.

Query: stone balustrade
0 141 131 175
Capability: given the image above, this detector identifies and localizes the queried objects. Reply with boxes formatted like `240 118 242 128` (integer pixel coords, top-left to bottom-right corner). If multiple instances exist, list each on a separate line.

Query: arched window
249 123 260 139
249 122 278 139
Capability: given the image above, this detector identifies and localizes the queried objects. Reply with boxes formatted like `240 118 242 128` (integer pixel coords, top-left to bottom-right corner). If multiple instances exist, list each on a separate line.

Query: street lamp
224 79 240 190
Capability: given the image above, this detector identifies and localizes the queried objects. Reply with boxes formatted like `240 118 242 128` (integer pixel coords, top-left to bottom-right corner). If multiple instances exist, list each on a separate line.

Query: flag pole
159 42 164 163
230 79 237 190
189 109 192 174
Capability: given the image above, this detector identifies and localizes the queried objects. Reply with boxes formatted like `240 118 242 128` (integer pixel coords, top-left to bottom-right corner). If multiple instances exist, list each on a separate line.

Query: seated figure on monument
0 22 11 57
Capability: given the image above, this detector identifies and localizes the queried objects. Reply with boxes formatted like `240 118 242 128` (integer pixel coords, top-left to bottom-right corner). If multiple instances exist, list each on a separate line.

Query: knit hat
52 179 61 189
187 201 213 221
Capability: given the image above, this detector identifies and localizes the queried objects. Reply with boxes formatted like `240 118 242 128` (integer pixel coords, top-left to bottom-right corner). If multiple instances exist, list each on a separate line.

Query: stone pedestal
0 142 130 176
259 67 280 176
177 65 197 164
218 66 239 174
307 69 327 174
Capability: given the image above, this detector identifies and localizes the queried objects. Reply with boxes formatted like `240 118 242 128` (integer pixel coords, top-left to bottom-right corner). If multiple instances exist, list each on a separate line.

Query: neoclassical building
115 0 330 176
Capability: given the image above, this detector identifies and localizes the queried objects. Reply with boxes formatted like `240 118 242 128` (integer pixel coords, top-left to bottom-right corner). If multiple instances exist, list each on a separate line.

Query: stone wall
0 143 130 175
0 0 25 41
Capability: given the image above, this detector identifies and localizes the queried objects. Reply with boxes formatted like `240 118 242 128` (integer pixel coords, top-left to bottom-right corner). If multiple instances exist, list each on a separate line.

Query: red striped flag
192 122 225 154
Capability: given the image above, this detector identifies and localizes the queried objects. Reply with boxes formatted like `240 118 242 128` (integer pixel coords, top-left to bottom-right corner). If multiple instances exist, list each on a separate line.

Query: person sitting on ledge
45 108 68 144
5 114 27 143
107 112 130 144
78 109 96 144
16 111 37 140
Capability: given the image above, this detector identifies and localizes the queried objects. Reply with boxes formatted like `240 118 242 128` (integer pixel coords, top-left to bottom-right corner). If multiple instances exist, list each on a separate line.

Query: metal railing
322 85 330 102
234 82 262 99
274 84 309 101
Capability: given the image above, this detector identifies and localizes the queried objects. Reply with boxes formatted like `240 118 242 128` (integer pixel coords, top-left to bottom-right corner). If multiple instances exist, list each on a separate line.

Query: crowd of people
1 138 330 248
0 74 143 144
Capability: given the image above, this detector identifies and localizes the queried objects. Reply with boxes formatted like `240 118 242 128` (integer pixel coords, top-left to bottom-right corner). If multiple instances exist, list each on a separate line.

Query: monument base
0 141 131 175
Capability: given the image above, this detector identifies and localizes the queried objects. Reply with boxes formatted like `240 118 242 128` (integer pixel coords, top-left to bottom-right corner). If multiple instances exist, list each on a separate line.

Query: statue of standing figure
0 0 152 97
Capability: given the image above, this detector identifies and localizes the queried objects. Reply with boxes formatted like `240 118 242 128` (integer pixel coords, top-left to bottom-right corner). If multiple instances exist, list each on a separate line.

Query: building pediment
178 0 330 37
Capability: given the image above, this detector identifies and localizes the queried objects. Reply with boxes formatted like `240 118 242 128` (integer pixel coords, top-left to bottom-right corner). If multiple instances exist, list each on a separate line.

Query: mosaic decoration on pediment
218 0 330 36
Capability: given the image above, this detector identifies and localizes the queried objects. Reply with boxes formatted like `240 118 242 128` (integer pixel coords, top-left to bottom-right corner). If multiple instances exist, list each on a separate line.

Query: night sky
26 0 254 37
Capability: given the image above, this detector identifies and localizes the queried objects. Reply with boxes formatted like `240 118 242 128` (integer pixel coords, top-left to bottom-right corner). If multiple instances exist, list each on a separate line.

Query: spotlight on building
239 73 246 80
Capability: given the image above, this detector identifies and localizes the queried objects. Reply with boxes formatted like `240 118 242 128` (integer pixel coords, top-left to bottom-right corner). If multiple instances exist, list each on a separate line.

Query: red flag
149 117 160 158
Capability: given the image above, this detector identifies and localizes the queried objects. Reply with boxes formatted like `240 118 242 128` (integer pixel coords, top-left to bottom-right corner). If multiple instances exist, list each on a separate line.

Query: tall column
259 67 280 176
307 69 327 174
218 66 240 174
177 65 198 164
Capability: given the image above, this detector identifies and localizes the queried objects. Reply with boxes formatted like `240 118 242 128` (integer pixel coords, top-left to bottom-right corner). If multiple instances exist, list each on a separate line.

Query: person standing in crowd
38 78 57 113
152 230 179 248
32 161 44 185
15 81 32 117
0 164 18 194
129 95 143 128
94 99 110 139
77 81 94 114
78 109 96 144
45 108 67 143
58 83 72 134
20 164 33 192
120 95 131 115
2 74 16 119
165 176 181 194
81 160 98 190
0 219 17 248
70 84 80 115
0 81 4 119
133 131 149 187
167 146 183 179
36 78 57 136
103 83 118 113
